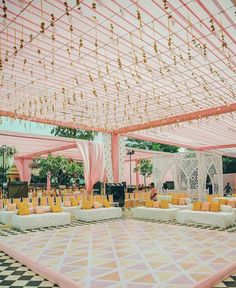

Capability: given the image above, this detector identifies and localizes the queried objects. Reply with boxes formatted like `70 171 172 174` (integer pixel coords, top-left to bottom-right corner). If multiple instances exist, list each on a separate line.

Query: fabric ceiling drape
76 141 105 194
14 158 32 184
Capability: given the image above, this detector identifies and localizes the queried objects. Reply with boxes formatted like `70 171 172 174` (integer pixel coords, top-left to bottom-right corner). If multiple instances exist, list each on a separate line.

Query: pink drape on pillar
76 141 105 194
111 133 119 183
135 160 140 185
14 158 32 184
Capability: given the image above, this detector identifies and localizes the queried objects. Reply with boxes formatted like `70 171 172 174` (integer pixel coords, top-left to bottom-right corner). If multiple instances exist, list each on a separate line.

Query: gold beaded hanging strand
0 33 2 72
40 0 45 33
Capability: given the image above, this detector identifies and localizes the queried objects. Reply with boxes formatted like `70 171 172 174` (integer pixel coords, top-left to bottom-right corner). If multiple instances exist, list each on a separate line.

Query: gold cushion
145 200 153 208
218 199 228 206
71 198 78 206
160 200 169 209
18 203 30 215
51 205 62 213
103 200 110 208
82 201 91 210
193 202 202 211
172 198 178 205
210 202 220 212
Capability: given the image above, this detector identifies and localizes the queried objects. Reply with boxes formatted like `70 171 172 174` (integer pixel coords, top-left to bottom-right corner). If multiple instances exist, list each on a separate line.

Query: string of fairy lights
0 0 235 133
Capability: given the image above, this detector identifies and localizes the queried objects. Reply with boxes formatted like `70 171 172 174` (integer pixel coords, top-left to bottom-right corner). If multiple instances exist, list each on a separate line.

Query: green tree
0 145 17 183
66 160 83 184
126 138 179 153
51 126 96 140
134 159 153 190
223 156 236 174
36 155 83 188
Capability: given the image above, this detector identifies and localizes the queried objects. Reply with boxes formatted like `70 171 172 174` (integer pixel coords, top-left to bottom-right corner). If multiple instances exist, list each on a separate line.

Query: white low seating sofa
133 207 179 221
12 212 70 230
169 204 189 210
74 207 122 222
176 210 235 228
62 206 81 217
0 210 17 225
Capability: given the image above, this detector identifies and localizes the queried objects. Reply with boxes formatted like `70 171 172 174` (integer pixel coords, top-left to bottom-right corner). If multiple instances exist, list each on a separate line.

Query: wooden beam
16 143 77 159
0 110 111 133
116 103 236 134
199 143 236 151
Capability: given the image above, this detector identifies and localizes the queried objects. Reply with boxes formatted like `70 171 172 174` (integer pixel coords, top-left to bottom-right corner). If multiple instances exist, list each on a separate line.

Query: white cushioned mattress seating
12 212 70 230
169 204 189 210
176 210 235 228
73 207 122 222
62 206 81 217
0 210 18 225
133 207 179 221
213 197 236 202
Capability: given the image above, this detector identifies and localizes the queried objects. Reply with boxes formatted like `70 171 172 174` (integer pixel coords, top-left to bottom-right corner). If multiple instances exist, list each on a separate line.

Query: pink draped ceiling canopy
0 0 236 157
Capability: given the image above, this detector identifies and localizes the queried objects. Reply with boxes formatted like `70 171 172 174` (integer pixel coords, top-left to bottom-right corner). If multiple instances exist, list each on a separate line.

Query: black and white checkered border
133 217 236 232
0 251 58 287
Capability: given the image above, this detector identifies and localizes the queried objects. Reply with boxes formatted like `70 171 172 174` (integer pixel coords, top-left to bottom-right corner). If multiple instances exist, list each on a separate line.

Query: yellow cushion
48 198 54 206
51 205 62 213
218 199 228 206
145 200 153 208
193 202 202 211
56 197 61 205
82 201 91 210
206 195 214 203
160 200 169 209
103 200 110 208
172 198 178 205
210 202 220 212
71 198 78 206
18 203 30 215
41 197 47 206
13 199 20 209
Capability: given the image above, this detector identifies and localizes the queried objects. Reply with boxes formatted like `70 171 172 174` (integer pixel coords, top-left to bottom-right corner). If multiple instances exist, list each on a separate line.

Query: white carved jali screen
102 133 114 183
153 151 223 200
102 133 126 183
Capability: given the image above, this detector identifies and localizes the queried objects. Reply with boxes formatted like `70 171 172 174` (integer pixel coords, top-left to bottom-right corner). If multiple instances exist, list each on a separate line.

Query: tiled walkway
0 219 235 288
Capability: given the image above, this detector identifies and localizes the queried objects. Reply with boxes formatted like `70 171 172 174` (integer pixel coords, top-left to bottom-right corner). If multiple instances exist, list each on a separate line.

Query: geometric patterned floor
0 252 235 288
1 218 236 288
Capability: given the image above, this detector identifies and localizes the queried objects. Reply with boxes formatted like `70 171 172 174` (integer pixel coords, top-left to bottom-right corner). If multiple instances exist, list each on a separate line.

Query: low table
12 212 70 230
176 210 235 228
133 207 179 221
73 207 122 222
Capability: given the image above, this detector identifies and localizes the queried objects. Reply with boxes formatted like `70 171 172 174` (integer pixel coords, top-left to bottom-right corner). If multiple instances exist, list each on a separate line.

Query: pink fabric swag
14 158 32 184
76 141 105 194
